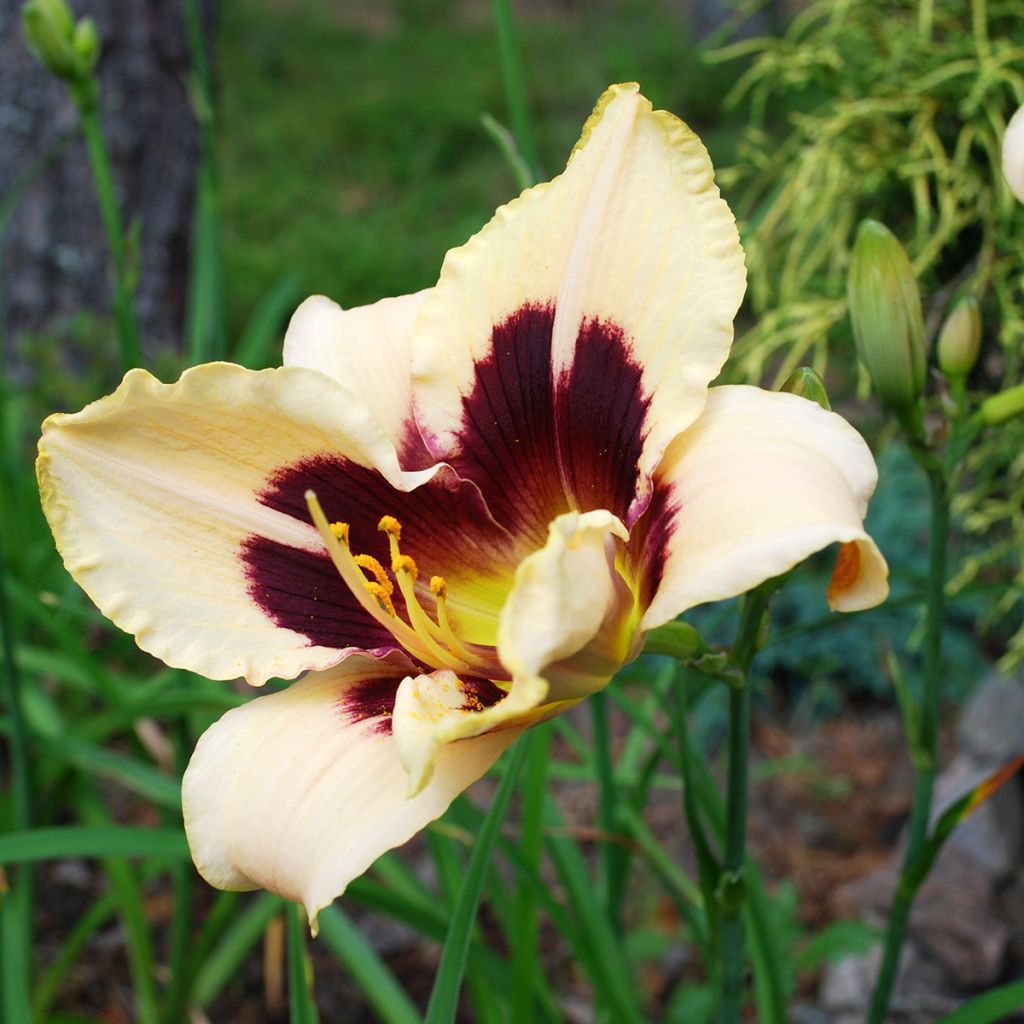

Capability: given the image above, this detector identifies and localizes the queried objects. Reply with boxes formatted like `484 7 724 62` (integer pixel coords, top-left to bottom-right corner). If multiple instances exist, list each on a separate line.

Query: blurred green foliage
707 0 1024 670
217 0 738 343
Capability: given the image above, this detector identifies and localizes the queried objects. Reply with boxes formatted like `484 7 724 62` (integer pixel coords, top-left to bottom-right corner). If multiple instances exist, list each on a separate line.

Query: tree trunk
0 0 208 362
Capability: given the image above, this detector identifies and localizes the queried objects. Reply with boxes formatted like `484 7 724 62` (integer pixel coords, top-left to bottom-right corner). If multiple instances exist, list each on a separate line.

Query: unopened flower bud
979 384 1024 426
780 367 831 410
72 17 99 76
22 0 77 79
847 220 926 410
937 295 982 378
1003 104 1024 204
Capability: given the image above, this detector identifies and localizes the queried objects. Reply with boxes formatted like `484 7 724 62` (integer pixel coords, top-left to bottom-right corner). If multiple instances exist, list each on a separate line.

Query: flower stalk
866 455 949 1024
717 584 773 1023
21 0 143 371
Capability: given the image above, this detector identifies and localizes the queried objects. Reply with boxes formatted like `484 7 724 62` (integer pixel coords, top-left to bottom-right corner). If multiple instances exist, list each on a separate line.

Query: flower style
37 84 888 926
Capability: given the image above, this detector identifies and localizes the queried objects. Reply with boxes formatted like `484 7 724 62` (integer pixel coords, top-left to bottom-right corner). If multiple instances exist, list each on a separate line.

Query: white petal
37 364 430 685
498 509 634 702
283 291 431 452
182 653 517 928
641 386 889 628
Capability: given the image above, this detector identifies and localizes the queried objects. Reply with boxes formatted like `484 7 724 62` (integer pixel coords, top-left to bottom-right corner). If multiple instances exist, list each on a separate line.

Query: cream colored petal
412 83 746 520
182 652 516 929
37 364 434 686
283 290 431 451
641 386 889 628
498 510 635 704
1002 104 1024 204
391 669 527 797
390 512 636 791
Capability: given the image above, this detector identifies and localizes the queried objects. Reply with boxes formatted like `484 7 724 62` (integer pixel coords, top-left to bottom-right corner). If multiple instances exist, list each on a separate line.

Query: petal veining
431 302 652 548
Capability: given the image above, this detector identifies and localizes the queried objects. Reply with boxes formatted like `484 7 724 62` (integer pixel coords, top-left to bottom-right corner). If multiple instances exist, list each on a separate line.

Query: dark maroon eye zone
240 301 653 653
443 302 651 549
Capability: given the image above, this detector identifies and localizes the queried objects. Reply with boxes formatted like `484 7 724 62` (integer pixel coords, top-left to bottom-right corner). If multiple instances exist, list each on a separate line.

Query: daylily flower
37 84 888 926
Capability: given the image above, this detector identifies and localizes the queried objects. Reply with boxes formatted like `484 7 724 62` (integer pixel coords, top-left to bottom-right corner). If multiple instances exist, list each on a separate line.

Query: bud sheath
847 220 926 410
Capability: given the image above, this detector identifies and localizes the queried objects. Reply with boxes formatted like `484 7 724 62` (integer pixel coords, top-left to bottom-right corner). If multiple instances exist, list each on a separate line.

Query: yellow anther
330 521 350 545
377 515 402 538
392 554 418 580
354 553 394 596
364 582 396 617
429 575 448 599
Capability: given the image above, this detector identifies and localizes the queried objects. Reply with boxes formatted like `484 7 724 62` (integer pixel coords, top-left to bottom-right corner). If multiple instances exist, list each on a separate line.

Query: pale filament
305 490 493 676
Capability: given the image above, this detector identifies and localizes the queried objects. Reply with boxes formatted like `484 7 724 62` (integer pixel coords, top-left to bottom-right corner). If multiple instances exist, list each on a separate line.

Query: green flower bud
22 0 77 79
33 0 73 37
937 295 982 378
847 219 926 410
979 384 1024 426
780 367 831 410
72 17 99 77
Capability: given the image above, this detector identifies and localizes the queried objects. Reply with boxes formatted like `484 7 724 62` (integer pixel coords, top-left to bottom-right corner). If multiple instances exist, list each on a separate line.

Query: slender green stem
163 718 193 1024
718 685 751 1023
867 464 948 1024
78 107 143 370
917 0 934 39
673 674 721 982
489 0 540 179
718 587 771 1024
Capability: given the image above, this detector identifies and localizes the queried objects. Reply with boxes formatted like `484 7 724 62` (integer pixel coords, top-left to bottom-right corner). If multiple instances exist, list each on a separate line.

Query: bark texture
0 0 204 356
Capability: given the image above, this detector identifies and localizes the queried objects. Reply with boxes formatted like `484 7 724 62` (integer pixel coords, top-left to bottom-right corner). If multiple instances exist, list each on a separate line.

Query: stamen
392 554 418 580
354 553 394 596
306 491 494 676
378 515 402 538
364 582 396 617
305 490 440 667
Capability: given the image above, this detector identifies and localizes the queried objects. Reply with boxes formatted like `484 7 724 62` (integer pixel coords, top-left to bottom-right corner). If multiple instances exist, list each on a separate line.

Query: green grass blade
543 795 644 1024
424 735 532 1024
591 691 628 928
511 723 551 1022
317 906 422 1024
191 893 282 1008
934 979 1024 1024
426 826 504 1024
234 274 302 369
0 826 189 863
1 884 33 1023
489 0 539 177
288 902 320 1024
32 861 165 1017
79 792 160 1024
36 734 182 810
479 113 535 192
